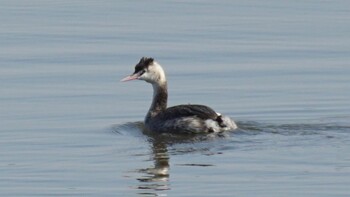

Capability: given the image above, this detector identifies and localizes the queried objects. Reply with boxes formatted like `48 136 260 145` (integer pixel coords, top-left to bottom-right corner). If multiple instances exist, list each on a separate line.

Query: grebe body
121 57 237 133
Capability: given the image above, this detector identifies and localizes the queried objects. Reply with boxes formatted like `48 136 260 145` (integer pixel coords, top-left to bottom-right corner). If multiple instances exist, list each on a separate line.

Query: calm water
1 1 350 196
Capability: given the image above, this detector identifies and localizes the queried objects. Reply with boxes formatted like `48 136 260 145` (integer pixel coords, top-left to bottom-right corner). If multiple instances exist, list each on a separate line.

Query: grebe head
121 57 166 85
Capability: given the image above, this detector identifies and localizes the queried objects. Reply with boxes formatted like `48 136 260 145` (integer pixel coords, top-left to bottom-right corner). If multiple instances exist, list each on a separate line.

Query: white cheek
150 71 158 81
139 72 153 82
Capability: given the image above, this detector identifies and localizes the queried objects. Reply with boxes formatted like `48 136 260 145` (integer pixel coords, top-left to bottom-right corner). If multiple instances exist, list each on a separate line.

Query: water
1 0 350 196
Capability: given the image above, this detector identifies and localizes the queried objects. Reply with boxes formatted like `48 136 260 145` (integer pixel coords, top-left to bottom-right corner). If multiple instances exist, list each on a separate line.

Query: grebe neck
146 82 168 120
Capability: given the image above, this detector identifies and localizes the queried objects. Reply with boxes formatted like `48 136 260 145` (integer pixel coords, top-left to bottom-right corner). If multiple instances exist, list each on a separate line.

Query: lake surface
1 0 350 196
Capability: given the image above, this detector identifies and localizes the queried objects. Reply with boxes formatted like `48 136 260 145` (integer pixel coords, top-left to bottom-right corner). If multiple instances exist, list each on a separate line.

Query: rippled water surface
1 1 350 196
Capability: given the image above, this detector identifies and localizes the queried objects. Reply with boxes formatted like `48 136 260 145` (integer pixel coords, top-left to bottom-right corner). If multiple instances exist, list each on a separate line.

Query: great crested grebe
121 57 237 133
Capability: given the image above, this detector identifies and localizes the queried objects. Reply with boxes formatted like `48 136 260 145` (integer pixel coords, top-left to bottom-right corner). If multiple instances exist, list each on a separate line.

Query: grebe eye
139 70 145 75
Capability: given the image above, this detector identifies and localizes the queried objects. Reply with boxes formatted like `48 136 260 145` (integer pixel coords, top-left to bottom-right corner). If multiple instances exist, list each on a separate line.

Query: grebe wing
160 104 218 120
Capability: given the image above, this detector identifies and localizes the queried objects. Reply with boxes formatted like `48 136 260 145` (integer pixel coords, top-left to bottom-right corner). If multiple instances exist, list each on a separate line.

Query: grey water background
1 0 350 196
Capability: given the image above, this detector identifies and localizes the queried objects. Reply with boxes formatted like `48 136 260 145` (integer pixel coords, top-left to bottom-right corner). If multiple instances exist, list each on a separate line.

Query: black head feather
141 57 154 65
134 57 154 74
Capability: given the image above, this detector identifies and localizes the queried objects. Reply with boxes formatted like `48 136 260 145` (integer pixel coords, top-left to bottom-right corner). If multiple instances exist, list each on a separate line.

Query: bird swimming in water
121 57 237 134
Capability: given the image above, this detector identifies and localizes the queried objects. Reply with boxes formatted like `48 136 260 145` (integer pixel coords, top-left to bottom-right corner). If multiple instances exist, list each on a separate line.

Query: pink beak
120 73 139 82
